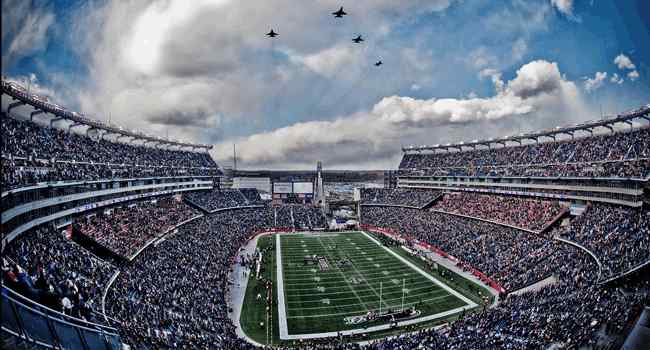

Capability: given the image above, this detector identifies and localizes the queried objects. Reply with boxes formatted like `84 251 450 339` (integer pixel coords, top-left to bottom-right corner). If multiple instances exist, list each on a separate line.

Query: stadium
1 1 650 350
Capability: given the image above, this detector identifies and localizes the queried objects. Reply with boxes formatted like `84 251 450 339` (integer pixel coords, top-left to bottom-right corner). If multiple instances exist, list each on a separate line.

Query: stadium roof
402 104 650 153
1 79 213 150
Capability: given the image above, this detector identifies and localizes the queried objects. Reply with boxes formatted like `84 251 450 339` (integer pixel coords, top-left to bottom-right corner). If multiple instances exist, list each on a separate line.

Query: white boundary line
276 233 290 339
277 231 479 340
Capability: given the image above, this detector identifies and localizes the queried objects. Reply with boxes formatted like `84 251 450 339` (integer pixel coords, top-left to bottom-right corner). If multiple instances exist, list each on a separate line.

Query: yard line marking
322 236 389 312
283 265 421 279
313 236 372 311
287 283 445 297
286 280 443 293
286 294 456 317
283 271 426 283
286 289 451 306
285 280 441 292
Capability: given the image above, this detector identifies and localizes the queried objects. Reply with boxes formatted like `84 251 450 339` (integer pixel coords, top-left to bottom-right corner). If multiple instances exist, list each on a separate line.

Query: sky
2 0 649 170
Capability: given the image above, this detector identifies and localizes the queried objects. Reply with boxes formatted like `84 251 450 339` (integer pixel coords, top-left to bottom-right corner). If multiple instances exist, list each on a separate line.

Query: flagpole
379 281 383 314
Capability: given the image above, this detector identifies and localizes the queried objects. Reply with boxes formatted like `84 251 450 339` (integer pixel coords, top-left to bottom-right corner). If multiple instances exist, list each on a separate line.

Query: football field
276 231 477 339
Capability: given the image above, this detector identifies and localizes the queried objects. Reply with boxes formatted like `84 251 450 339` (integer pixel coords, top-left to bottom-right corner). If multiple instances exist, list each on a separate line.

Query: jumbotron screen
273 182 292 194
292 182 313 194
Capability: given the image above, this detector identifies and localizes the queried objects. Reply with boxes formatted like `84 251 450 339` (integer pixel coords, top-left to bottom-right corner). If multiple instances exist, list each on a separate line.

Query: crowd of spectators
399 127 650 178
362 206 568 291
418 261 645 349
359 206 648 349
3 225 117 322
2 157 218 191
1 114 220 190
432 192 565 232
557 203 650 278
106 209 272 349
292 205 327 228
275 205 294 228
184 189 252 212
359 188 440 207
74 197 201 259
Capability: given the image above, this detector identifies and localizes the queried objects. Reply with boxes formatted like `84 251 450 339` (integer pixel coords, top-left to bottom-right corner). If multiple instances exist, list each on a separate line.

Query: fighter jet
266 29 278 38
375 61 383 66
352 35 364 43
332 7 347 18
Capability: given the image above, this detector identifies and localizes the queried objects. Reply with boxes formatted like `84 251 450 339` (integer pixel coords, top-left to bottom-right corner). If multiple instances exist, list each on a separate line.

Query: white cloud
627 70 639 81
614 54 636 70
287 44 362 79
213 60 589 168
479 68 505 93
511 38 528 62
612 54 639 82
64 0 458 146
123 1 232 76
410 84 421 91
1 0 55 67
401 48 433 72
610 73 624 85
478 68 499 78
467 47 498 69
551 0 574 16
583 71 607 92
507 60 566 98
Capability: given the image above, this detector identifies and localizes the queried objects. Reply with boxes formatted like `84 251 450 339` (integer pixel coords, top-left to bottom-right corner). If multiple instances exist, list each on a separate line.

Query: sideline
227 231 271 348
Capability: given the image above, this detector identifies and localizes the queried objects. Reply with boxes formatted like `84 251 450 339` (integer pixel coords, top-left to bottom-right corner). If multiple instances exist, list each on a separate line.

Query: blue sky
2 0 649 169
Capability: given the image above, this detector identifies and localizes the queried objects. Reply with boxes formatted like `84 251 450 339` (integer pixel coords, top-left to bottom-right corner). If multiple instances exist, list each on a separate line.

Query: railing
599 259 650 285
1 286 122 349
554 237 603 280
2 180 212 224
399 182 644 207
359 192 443 210
3 187 211 247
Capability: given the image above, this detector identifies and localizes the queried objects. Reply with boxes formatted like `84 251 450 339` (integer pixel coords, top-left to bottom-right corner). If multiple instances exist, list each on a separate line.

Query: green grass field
276 231 476 338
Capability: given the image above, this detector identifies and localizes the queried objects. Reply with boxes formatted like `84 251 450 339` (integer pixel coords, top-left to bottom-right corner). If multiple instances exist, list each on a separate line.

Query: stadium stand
431 192 565 232
105 209 272 349
556 203 650 279
275 205 294 228
360 206 565 291
184 189 252 212
292 205 327 228
400 126 650 178
359 188 440 207
1 113 220 191
359 204 649 349
4 225 117 322
74 197 202 260
362 247 646 350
